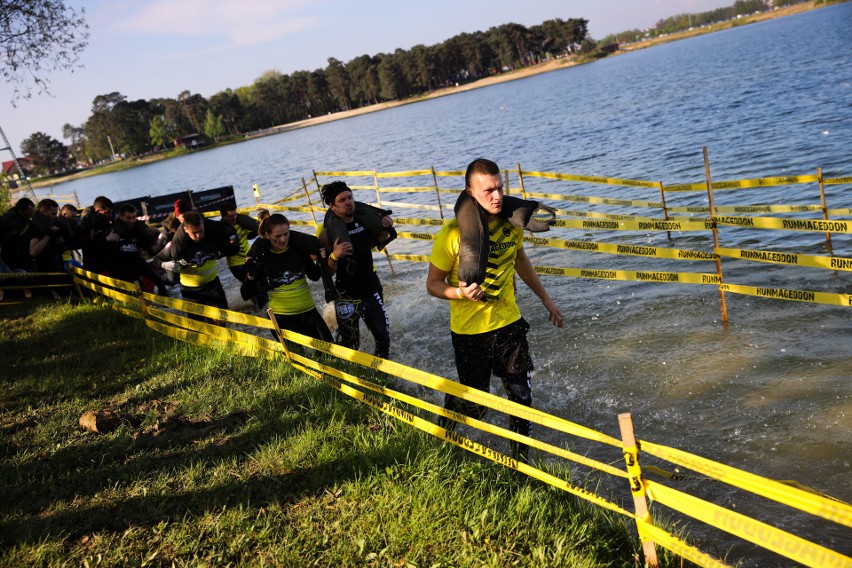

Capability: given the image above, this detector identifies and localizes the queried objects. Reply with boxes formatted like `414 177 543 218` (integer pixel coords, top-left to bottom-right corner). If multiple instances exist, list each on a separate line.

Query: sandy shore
261 57 576 135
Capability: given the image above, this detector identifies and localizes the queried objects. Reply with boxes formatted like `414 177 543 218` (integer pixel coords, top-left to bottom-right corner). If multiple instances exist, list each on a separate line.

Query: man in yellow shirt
426 158 563 462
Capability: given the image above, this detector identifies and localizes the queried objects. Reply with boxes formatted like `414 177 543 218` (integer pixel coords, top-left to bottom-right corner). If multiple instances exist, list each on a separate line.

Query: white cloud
112 0 320 47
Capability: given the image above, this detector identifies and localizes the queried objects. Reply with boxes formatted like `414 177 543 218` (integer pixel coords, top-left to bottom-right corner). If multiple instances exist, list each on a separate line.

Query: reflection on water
44 5 851 565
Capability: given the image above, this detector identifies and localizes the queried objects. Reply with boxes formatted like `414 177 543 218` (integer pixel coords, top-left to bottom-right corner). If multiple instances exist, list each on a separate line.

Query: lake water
43 5 851 565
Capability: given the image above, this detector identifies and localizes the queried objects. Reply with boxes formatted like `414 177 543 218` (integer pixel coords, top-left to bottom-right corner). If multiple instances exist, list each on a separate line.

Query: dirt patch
79 400 248 440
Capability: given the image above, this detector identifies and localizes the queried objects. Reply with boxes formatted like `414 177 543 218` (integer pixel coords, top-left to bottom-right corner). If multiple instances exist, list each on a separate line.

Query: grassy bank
1 300 681 567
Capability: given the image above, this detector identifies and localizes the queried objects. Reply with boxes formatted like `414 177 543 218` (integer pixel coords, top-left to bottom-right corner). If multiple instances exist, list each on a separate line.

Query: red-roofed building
2 157 34 177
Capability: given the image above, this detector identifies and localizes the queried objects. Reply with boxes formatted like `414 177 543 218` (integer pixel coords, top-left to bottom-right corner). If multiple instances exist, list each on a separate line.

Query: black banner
143 190 192 225
191 185 235 214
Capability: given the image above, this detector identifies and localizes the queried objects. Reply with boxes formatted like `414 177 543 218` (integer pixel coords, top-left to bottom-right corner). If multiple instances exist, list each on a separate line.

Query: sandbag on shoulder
454 192 490 286
323 202 397 251
500 196 557 233
454 193 556 285
288 229 321 256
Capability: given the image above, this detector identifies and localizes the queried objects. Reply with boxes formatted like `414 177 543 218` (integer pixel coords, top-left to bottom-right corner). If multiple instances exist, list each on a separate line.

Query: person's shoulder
247 236 271 255
437 218 459 237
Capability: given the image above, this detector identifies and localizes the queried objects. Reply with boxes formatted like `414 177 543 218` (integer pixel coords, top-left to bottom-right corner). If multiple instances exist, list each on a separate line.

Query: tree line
19 18 590 173
599 0 810 46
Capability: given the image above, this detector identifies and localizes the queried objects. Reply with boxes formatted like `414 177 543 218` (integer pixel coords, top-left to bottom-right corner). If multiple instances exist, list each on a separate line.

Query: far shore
29 1 825 192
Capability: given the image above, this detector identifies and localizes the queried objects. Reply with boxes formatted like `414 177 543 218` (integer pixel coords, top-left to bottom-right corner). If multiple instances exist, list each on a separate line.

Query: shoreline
30 1 825 191
235 2 825 136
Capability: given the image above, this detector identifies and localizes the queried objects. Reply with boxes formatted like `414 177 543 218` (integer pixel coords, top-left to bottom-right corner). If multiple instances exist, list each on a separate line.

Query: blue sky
2 0 732 151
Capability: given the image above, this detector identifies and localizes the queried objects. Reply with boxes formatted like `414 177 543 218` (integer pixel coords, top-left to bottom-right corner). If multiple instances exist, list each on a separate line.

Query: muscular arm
426 263 484 301
514 246 564 328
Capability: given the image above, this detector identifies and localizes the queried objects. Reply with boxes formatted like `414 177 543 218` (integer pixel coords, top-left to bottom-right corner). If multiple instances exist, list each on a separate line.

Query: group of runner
1 157 564 461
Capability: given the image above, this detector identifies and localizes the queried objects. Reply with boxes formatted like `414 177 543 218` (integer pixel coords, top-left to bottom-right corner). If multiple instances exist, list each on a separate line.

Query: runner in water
426 158 563 462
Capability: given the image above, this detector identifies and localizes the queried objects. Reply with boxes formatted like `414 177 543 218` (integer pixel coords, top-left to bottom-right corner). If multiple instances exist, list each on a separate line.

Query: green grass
1 300 679 567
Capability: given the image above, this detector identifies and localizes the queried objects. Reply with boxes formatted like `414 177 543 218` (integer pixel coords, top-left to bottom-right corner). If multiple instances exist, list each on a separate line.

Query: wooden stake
516 164 527 200
383 249 396 277
618 413 659 568
134 282 148 319
816 167 833 255
267 308 293 361
301 178 318 226
431 167 444 220
373 170 382 207
658 181 671 241
703 147 728 323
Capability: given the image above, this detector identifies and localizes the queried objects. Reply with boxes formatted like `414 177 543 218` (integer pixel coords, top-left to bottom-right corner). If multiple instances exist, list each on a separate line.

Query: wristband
456 287 463 299
329 253 338 262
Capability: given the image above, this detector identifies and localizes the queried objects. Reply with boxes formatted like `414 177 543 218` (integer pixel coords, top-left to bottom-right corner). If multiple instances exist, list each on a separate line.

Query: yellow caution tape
72 267 140 293
637 520 733 568
669 204 826 214
639 440 852 527
717 247 852 271
288 220 318 227
714 215 851 233
664 174 821 193
523 190 663 209
141 292 276 328
434 170 465 177
344 185 376 191
314 170 376 177
277 328 622 447
827 208 852 216
376 187 439 194
145 319 279 359
663 182 707 192
719 283 851 307
550 218 714 232
824 177 852 185
397 231 438 241
520 170 659 189
711 175 820 190
78 275 850 568
75 277 141 305
387 254 431 263
375 169 434 178
287 354 632 517
622 445 645 496
394 217 447 226
255 204 318 214
0 271 70 278
146 306 282 353
645 481 851 567
535 265 721 285
0 283 74 290
289 350 628 479
112 304 144 320
523 235 716 261
378 200 444 211
554 208 658 221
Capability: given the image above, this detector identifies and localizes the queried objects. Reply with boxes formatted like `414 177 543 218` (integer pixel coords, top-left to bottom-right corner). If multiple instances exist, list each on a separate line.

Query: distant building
2 157 34 177
173 133 206 150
